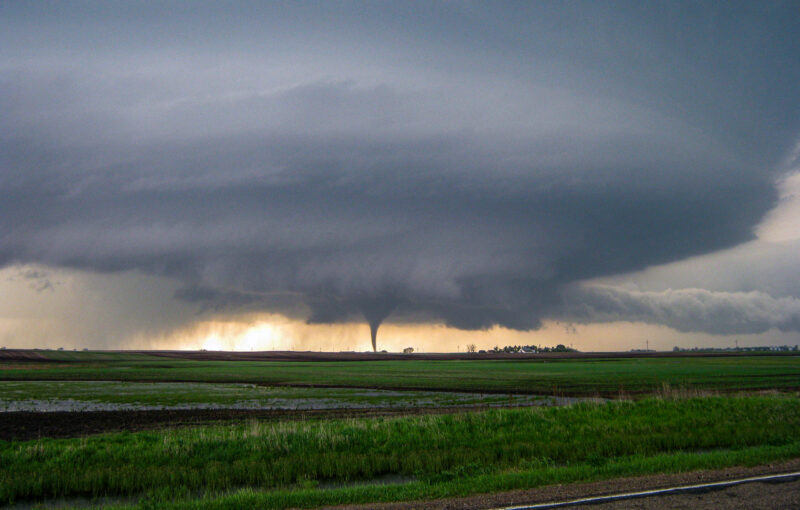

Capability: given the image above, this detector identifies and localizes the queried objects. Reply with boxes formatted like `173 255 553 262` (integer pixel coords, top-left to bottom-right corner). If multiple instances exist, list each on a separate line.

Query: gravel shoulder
326 459 800 510
574 477 800 509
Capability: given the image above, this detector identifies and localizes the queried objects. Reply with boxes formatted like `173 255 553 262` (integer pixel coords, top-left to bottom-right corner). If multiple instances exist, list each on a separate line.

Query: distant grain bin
403 347 414 354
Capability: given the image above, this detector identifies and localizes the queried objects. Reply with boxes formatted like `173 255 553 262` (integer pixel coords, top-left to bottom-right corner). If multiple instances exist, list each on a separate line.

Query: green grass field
2 352 799 509
3 353 799 395
2 396 799 509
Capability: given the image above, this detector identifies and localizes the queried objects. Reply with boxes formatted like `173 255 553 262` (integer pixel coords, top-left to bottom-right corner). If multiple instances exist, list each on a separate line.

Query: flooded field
0 380 595 412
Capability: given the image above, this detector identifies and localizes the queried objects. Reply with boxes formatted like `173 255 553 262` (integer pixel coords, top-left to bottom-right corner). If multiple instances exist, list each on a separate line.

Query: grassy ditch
1 395 799 508
122 443 800 510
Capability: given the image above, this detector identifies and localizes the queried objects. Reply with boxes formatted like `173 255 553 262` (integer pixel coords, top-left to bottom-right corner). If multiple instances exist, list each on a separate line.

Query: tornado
357 297 397 352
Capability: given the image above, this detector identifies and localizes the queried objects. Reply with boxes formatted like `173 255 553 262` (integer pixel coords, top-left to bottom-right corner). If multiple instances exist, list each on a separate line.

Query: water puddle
0 380 605 412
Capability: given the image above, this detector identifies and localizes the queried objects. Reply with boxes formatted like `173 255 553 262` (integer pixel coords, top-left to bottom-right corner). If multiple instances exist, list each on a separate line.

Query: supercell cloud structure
563 286 800 336
1 2 800 339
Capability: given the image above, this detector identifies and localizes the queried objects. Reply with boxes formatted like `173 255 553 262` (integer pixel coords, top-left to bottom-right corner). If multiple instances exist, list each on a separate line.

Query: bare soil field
0 350 54 362
0 405 516 441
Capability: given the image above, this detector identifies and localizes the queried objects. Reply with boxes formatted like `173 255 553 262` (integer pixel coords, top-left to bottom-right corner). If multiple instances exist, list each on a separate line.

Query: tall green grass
2 396 799 507
124 442 800 510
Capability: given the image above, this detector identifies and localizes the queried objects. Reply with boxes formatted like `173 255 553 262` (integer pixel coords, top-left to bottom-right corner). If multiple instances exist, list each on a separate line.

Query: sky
2 1 800 352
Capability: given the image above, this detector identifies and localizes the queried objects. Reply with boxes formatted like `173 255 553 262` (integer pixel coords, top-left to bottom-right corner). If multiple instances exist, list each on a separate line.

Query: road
329 459 800 510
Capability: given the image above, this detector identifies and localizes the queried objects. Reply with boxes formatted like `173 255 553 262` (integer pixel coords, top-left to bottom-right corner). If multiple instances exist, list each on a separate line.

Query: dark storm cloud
562 286 800 335
1 1 799 335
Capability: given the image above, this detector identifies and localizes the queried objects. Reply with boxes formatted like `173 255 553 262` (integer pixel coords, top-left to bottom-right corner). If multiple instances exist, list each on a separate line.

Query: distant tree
466 344 476 353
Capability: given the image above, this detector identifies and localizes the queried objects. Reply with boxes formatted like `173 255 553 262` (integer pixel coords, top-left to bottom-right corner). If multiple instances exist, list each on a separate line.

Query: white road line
492 470 800 510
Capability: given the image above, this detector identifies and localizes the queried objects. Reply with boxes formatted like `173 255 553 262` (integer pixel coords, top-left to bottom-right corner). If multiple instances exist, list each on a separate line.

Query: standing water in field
0 381 597 411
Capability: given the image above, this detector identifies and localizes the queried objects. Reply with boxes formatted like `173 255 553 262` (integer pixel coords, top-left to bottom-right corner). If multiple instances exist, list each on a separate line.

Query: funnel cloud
1 2 800 348
358 297 398 352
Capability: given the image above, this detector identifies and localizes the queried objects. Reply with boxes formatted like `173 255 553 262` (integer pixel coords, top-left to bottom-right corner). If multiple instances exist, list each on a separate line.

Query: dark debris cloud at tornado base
1 1 800 350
